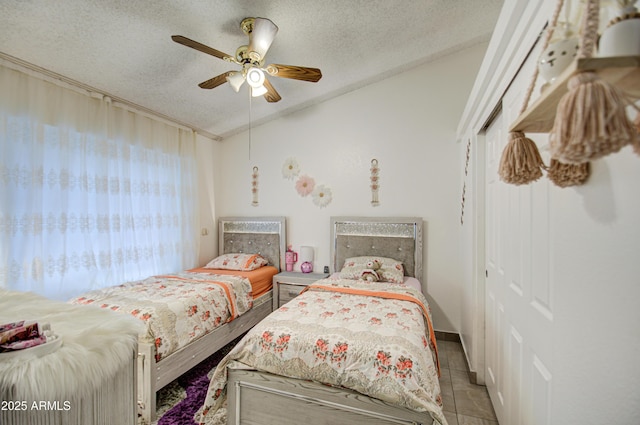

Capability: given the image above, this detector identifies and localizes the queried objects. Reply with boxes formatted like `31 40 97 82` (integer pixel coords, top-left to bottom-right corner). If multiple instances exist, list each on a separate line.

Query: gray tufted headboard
330 217 423 278
218 217 286 272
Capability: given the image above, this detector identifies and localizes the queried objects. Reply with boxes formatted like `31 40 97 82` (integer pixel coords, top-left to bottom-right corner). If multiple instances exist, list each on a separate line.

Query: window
0 64 198 300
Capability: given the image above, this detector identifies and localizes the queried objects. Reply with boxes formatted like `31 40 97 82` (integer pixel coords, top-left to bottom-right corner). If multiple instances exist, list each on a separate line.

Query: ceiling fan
172 17 322 103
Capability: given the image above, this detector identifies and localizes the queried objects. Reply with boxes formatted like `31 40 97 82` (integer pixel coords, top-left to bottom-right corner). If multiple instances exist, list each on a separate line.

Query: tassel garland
498 0 564 186
498 132 545 185
550 71 636 163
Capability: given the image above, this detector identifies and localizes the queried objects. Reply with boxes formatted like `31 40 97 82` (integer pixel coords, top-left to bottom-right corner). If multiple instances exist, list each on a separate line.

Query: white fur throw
0 289 143 401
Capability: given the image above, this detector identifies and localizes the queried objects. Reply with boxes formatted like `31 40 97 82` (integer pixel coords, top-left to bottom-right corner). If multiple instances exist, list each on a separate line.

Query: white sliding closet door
484 94 554 424
484 109 506 422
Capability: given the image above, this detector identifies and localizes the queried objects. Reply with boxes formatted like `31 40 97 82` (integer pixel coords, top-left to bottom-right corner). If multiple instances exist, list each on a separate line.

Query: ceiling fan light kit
246 67 265 88
225 71 245 92
251 85 268 97
172 17 322 103
244 17 279 61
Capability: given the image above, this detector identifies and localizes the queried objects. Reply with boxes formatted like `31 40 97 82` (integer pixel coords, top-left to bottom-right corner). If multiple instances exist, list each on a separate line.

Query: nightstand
272 271 330 309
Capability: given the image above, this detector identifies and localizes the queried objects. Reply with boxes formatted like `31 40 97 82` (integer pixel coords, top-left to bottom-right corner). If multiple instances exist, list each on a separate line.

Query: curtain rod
0 51 223 142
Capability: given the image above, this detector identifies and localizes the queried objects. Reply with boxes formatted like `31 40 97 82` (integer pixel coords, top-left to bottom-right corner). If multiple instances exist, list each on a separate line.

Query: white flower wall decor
281 158 300 180
312 185 332 208
282 158 332 208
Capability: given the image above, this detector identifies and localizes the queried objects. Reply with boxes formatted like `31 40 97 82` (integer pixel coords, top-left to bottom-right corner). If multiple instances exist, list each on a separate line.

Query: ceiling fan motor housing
240 17 256 36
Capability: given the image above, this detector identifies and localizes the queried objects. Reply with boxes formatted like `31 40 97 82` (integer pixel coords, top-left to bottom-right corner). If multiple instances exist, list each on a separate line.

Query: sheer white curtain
0 64 199 300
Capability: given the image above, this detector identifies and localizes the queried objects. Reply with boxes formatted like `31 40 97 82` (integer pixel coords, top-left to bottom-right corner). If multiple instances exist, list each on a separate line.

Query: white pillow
204 253 268 271
339 256 404 284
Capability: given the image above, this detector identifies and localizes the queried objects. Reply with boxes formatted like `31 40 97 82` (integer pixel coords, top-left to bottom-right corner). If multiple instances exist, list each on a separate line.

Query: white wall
206 43 489 333
196 133 222 266
550 148 640 424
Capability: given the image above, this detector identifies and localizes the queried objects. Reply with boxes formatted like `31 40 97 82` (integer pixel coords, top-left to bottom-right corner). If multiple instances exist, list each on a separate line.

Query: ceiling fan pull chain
248 88 253 161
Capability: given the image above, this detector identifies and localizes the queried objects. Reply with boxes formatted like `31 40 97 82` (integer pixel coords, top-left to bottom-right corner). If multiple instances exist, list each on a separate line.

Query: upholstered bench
0 289 142 425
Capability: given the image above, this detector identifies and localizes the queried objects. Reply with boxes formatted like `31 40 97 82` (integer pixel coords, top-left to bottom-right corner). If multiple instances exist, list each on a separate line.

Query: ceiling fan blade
262 77 282 103
265 64 322 83
198 71 233 89
171 35 233 61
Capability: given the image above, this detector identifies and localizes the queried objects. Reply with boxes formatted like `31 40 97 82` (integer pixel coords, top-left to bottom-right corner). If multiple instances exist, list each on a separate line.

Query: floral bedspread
69 272 253 361
196 278 446 425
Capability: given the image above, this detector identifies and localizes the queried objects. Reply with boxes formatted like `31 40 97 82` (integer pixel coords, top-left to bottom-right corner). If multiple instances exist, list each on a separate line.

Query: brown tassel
549 71 636 163
498 132 545 185
547 158 590 188
497 0 565 186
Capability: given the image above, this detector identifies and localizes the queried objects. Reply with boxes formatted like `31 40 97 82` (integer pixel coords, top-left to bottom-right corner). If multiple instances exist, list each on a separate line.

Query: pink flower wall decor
282 158 332 208
295 174 315 197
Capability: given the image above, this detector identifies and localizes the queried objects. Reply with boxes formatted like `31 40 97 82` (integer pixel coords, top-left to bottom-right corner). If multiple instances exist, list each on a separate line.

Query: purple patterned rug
153 335 243 425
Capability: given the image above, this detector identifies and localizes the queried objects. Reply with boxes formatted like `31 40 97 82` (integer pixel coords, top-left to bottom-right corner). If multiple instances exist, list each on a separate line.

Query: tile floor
437 339 499 425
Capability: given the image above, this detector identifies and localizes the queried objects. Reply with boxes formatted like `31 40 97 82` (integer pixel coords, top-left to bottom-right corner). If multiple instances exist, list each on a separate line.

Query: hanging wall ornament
461 139 471 225
460 184 467 225
550 0 637 163
370 159 380 206
598 0 640 58
251 166 259 206
634 112 640 156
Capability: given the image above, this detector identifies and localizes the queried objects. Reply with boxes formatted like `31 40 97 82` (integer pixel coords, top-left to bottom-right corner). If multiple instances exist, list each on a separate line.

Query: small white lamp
300 246 314 273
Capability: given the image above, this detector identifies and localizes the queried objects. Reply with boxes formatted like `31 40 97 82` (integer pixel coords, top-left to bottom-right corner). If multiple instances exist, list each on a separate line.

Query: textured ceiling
0 0 504 140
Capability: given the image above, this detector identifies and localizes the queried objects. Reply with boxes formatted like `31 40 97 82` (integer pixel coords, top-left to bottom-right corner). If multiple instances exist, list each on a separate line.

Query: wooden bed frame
137 216 286 424
226 216 440 425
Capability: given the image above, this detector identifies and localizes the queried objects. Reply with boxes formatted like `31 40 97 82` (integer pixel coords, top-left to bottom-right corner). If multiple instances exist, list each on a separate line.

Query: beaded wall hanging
251 166 259 206
461 139 471 225
370 159 380 206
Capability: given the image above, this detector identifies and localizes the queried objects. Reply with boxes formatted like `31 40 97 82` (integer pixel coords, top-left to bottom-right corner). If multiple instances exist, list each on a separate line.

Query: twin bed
69 216 445 425
196 217 446 425
69 216 286 424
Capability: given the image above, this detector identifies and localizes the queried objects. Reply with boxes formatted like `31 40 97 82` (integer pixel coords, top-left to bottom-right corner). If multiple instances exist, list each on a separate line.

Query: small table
272 271 330 309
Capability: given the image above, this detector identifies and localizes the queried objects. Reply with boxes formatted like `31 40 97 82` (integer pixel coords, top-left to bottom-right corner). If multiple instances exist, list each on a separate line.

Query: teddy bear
359 259 382 282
